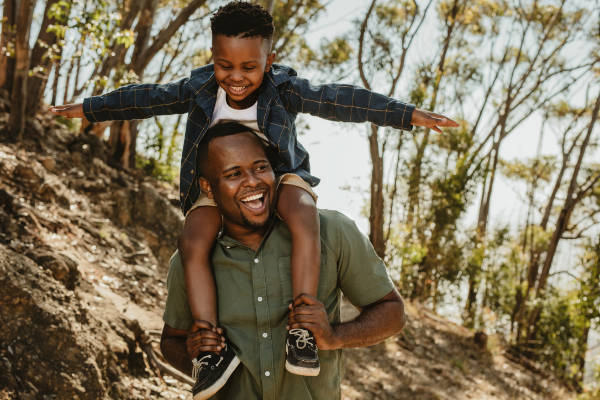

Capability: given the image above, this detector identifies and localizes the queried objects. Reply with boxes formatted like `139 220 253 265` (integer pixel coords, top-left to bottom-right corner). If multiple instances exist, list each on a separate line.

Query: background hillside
0 113 575 399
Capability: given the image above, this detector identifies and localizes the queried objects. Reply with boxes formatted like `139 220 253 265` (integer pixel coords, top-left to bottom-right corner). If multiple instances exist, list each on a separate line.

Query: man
160 122 406 400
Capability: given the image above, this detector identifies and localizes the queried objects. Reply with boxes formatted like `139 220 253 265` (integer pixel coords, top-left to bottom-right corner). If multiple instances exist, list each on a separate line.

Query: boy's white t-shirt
210 86 268 143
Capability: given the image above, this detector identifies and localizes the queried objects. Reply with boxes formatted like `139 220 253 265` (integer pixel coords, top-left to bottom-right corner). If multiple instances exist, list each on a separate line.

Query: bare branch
357 0 377 90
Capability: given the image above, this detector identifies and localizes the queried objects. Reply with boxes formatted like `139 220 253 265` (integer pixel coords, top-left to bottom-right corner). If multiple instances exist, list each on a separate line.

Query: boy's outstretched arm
49 103 85 119
283 76 458 133
49 76 194 123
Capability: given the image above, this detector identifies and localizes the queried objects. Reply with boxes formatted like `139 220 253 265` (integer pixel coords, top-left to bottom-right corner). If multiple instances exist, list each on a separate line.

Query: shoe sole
193 355 241 400
285 360 320 376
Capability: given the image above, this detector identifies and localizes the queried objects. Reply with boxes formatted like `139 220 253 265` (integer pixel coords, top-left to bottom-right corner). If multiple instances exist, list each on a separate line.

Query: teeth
241 193 263 202
230 86 247 93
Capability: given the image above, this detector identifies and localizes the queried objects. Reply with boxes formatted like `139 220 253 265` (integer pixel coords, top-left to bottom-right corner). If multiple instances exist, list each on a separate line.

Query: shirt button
265 371 271 377
262 332 268 338
254 258 259 263
257 296 263 302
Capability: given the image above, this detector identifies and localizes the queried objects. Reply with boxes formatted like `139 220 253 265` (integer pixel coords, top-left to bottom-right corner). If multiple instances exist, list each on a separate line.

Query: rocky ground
0 113 576 399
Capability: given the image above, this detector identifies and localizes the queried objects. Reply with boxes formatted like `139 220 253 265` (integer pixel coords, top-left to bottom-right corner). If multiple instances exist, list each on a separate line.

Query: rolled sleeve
163 250 193 330
329 211 395 307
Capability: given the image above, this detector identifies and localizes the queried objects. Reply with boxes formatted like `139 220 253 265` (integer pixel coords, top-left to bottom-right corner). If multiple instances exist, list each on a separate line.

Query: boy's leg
179 205 221 331
277 175 321 376
276 183 320 300
179 203 240 399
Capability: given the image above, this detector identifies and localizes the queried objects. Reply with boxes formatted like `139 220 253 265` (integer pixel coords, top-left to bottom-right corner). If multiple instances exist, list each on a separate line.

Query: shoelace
191 352 225 380
289 328 315 350
192 354 212 380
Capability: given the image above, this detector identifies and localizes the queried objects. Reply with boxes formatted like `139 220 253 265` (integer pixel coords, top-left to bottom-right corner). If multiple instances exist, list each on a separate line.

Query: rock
24 247 80 290
131 183 183 268
13 164 43 191
68 132 108 164
38 182 58 203
474 330 488 349
0 244 112 399
112 189 133 227
39 156 56 172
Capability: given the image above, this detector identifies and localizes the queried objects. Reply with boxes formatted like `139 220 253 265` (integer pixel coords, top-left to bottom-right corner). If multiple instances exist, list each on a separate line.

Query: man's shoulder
318 209 363 247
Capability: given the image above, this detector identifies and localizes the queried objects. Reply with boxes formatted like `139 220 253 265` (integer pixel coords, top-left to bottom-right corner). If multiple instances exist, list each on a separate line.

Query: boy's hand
49 103 85 119
411 108 458 133
186 320 226 359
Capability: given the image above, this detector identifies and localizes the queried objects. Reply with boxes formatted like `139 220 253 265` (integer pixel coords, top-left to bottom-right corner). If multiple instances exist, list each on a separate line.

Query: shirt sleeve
83 76 194 122
281 77 415 131
329 212 395 307
163 250 193 330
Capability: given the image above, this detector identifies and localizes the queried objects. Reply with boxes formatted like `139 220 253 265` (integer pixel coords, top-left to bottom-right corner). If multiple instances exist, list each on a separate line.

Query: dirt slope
0 114 575 399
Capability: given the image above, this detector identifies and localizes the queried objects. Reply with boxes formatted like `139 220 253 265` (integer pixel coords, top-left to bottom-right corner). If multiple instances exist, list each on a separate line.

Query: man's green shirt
163 210 395 400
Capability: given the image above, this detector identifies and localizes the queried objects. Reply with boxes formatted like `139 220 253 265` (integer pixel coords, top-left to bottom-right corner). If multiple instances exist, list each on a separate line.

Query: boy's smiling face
212 34 275 110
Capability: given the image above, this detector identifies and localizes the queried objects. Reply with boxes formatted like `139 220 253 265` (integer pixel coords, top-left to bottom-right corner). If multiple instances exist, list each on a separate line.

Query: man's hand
186 320 226 360
49 103 85 119
287 294 339 350
411 108 459 133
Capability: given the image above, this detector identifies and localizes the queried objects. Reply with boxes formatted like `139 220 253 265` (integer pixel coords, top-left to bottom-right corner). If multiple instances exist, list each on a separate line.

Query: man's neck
222 221 271 252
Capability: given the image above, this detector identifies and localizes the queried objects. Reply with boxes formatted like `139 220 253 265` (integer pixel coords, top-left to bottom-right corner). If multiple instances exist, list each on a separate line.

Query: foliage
136 155 177 182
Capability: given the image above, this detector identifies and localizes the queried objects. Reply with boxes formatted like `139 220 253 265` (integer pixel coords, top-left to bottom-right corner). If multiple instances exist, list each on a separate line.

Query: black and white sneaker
285 328 320 376
191 342 240 400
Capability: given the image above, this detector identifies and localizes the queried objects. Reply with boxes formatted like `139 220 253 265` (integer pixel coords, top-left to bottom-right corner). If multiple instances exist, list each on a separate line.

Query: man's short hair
210 1 274 40
196 122 274 178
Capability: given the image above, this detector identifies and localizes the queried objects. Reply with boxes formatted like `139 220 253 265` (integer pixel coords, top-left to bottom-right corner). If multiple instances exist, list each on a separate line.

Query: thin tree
8 0 36 141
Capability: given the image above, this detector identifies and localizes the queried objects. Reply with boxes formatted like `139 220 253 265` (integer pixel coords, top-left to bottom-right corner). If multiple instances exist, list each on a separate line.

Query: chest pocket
277 250 337 305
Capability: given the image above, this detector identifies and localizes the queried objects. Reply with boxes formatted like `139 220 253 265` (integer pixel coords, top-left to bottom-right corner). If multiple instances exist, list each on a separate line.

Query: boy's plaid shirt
83 64 415 216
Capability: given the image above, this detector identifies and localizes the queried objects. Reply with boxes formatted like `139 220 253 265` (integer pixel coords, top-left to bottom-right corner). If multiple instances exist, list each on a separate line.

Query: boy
50 2 457 399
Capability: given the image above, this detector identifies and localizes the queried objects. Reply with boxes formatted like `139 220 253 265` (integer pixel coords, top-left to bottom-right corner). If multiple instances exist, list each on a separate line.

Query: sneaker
191 341 240 400
285 328 320 376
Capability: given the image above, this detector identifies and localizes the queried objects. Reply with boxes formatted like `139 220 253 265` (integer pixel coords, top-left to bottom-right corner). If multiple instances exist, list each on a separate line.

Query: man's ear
199 177 214 199
265 52 276 73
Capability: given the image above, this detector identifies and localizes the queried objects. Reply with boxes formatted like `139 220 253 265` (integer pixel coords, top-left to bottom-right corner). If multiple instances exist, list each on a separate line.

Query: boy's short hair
196 122 275 178
210 1 274 40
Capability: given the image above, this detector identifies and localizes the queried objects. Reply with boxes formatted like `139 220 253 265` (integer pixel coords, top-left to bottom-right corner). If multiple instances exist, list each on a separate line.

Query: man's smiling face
200 132 276 234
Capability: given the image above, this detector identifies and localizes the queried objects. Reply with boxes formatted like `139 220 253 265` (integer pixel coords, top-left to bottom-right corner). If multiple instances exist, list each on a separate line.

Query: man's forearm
332 297 405 349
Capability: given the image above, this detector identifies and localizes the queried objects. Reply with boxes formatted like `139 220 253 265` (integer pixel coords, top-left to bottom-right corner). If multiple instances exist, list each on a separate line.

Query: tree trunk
25 0 61 114
8 0 35 141
368 124 385 258
49 59 61 106
108 121 132 168
0 0 17 95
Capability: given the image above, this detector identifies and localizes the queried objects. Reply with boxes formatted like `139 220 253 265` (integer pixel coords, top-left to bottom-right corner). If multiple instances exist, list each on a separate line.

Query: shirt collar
217 217 280 251
266 63 296 87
